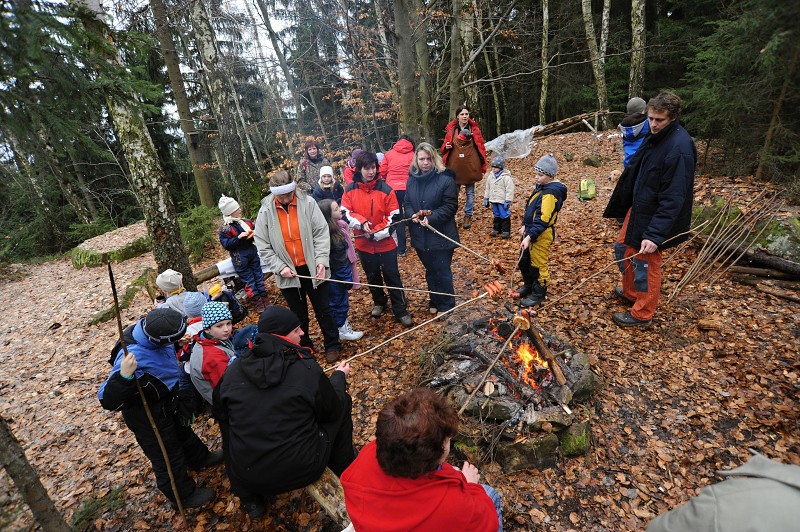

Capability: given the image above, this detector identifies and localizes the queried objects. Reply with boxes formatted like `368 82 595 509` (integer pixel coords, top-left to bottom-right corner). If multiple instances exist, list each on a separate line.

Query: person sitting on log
212 306 355 520
341 387 503 531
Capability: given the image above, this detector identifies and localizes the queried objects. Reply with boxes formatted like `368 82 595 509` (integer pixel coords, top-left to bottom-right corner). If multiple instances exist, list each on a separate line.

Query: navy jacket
404 168 460 251
219 219 259 261
522 180 568 242
312 182 344 204
604 120 696 250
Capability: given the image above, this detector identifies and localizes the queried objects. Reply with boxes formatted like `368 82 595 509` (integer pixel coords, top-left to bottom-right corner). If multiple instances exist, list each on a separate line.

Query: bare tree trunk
472 1 500 136
581 0 609 129
409 0 433 140
150 0 214 207
628 0 646 98
80 0 197 289
448 0 464 118
756 41 800 181
461 5 477 107
254 0 305 133
394 0 420 136
0 416 70 532
539 0 549 125
190 0 248 198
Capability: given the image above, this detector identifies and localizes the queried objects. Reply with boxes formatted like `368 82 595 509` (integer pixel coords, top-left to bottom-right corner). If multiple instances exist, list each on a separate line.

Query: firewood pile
422 306 602 472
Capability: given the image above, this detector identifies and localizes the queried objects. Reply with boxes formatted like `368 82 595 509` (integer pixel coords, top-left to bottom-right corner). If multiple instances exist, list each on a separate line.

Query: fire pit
421 306 601 472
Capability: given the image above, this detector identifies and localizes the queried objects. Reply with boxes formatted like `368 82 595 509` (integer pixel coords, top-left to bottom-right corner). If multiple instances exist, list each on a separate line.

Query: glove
484 198 489 208
176 387 201 427
504 201 511 209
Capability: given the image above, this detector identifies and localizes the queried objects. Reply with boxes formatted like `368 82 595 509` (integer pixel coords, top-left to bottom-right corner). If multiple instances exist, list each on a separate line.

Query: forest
1 0 798 266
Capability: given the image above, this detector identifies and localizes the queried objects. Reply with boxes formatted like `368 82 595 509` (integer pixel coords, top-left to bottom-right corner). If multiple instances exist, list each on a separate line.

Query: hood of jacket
353 171 381 191
237 333 311 389
536 179 568 202
392 138 415 154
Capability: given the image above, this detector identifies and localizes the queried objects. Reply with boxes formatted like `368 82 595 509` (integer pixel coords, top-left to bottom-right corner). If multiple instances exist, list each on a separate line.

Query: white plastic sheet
484 125 545 159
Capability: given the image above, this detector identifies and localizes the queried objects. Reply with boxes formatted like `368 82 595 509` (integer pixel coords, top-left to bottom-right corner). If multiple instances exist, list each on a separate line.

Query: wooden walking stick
106 262 188 524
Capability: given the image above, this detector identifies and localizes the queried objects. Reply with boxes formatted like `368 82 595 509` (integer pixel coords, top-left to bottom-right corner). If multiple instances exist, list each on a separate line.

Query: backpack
109 323 137 366
578 179 596 201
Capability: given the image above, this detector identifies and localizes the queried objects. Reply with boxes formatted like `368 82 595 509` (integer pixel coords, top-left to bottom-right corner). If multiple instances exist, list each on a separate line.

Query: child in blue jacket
218 195 269 311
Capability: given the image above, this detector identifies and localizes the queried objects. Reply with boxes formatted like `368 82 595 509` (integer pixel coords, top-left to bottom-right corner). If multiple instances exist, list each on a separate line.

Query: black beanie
143 307 187 345
258 306 301 336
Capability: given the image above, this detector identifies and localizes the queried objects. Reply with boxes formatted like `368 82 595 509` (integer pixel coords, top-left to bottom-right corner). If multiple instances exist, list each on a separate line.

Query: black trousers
416 248 456 311
122 401 210 503
358 249 407 317
280 264 341 352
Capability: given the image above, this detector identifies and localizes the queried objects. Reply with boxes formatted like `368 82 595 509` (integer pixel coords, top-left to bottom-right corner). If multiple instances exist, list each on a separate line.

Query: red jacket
379 139 415 192
441 118 488 175
341 175 399 254
341 441 499 532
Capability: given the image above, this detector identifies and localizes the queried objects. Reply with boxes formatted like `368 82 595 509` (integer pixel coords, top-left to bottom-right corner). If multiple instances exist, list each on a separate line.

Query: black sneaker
242 498 266 520
612 311 652 328
182 487 215 508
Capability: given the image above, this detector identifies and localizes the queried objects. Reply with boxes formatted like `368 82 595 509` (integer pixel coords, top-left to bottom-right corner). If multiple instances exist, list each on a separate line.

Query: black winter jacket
212 333 347 492
604 120 696 250
404 168 460 250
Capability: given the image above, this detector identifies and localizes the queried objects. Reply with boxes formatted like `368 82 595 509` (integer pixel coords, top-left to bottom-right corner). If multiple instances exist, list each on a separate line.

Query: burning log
524 324 567 386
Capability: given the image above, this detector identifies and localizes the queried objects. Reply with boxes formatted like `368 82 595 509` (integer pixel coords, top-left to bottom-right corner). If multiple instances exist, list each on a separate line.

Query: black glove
176 387 201 427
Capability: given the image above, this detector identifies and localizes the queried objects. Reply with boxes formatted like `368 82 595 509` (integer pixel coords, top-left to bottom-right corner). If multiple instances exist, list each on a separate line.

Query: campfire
423 307 601 471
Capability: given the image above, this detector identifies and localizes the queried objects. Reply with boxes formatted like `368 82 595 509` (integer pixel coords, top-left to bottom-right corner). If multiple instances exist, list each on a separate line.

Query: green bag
578 179 596 201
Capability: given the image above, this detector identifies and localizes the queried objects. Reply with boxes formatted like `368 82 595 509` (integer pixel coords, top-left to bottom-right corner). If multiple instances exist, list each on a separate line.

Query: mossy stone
560 422 591 456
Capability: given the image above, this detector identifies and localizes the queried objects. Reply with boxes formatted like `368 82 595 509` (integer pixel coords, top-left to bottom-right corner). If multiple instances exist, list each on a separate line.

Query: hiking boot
370 305 384 317
462 215 472 229
520 294 545 307
397 314 413 328
338 320 364 341
516 284 533 298
325 347 341 364
200 450 224 468
612 311 652 328
182 487 215 508
242 498 266 520
613 286 634 303
490 230 499 236
501 232 510 239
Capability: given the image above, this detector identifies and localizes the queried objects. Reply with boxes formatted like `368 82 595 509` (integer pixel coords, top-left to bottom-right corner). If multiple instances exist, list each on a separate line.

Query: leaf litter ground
0 132 797 531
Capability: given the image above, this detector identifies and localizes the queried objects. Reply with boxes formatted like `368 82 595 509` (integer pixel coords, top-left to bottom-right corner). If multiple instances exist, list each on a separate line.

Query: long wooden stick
107 263 188 524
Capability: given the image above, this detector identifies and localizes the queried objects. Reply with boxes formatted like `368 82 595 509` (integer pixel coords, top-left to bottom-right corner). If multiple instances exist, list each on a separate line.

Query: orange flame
515 343 549 388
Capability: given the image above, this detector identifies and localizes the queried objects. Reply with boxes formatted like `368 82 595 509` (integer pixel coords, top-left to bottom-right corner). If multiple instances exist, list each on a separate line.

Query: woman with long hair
404 143 459 313
440 105 487 229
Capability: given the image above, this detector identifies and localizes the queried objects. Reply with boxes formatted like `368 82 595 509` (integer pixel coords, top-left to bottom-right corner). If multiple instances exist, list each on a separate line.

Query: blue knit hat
201 301 232 330
534 154 558 177
491 155 506 169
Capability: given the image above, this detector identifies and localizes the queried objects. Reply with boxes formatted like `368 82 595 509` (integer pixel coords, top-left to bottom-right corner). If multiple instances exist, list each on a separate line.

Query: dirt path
1 132 797 531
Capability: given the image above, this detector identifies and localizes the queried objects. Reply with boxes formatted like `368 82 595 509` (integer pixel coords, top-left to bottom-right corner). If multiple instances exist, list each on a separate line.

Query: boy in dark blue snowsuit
218 195 269 311
98 307 222 508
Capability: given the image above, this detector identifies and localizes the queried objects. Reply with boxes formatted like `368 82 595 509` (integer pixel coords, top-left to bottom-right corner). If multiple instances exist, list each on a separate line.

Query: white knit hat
218 195 240 216
319 165 334 178
156 268 184 294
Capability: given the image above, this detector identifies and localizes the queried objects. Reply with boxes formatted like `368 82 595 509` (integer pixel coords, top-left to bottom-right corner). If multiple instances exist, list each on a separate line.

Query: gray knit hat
627 97 647 115
201 301 233 330
218 195 240 216
143 307 187 345
491 155 506 169
183 292 207 318
534 154 558 177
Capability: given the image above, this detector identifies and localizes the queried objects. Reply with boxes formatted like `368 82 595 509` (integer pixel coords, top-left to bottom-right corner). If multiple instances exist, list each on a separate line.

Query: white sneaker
338 320 364 341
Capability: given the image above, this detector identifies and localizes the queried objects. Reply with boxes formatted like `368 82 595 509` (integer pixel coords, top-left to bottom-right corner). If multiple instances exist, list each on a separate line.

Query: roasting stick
535 222 708 312
290 273 470 299
322 292 490 373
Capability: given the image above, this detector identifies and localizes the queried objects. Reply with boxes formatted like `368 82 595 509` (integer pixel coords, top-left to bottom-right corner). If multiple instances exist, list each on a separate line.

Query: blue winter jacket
219 220 259 260
522 180 568 242
619 115 650 167
98 320 183 411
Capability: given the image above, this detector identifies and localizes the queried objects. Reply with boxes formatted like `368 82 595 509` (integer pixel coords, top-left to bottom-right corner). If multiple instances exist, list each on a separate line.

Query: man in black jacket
212 306 355 519
604 92 696 327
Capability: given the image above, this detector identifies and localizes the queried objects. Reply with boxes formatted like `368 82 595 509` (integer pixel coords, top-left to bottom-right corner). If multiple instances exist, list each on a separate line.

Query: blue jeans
416 248 455 311
328 264 352 327
462 184 475 216
482 484 503 531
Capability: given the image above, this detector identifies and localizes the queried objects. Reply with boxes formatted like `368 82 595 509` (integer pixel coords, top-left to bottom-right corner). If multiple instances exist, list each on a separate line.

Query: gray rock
570 369 603 402
524 404 574 429
497 433 560 472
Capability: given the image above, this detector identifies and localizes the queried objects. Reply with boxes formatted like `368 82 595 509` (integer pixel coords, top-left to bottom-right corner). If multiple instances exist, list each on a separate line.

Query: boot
181 487 215 508
501 217 511 238
520 285 546 307
491 216 501 236
338 320 364 341
462 215 472 229
516 284 534 298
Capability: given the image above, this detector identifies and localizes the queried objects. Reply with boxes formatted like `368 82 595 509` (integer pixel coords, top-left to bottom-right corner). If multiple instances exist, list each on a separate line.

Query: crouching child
98 307 223 508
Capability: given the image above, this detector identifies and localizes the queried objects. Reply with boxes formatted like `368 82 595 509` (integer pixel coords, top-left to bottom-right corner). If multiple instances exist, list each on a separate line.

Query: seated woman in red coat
341 388 502 531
